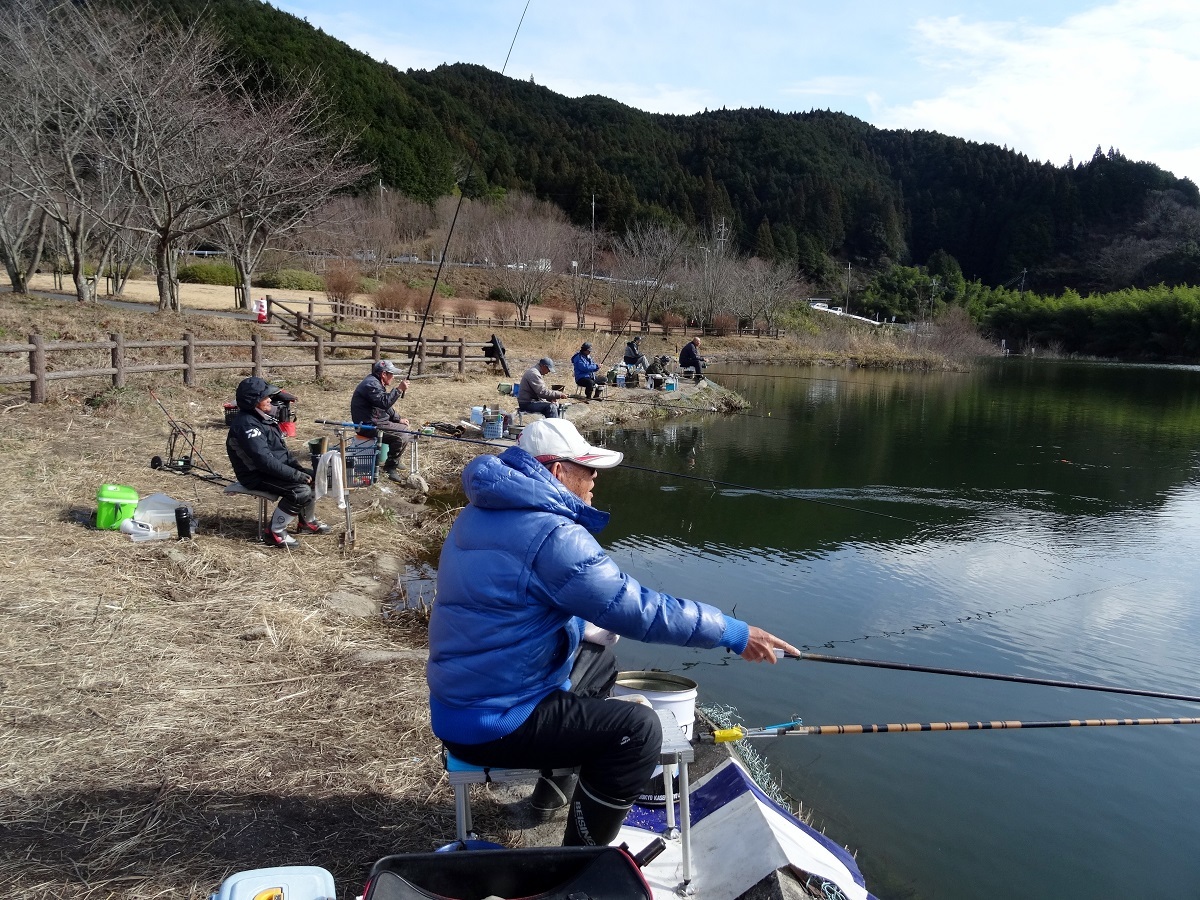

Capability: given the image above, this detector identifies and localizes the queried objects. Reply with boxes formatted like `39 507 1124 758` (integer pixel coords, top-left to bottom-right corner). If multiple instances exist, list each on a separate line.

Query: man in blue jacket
429 418 798 846
570 341 602 400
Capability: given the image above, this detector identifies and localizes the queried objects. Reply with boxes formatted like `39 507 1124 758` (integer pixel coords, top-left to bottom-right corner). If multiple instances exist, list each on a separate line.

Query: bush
374 281 415 313
608 302 631 332
178 261 238 286
455 299 479 321
712 313 737 336
255 269 325 291
659 311 684 335
549 312 566 329
324 264 360 305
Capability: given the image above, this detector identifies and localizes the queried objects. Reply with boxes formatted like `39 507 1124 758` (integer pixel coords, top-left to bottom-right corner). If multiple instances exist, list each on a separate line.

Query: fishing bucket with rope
613 670 698 805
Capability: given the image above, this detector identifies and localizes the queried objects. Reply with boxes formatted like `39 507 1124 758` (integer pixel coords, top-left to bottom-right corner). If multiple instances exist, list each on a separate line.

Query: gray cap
373 360 400 376
538 357 555 372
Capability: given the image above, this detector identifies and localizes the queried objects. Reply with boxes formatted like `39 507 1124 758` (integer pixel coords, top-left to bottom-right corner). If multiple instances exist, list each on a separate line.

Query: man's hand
739 626 800 664
398 379 410 394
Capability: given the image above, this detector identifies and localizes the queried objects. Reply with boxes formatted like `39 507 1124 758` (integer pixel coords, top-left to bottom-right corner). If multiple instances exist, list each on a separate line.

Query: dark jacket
679 342 704 370
226 380 307 487
623 340 643 365
428 446 749 745
351 374 402 429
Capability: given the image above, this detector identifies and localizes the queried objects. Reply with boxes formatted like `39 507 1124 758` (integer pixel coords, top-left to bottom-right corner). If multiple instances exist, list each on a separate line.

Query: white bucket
612 670 698 740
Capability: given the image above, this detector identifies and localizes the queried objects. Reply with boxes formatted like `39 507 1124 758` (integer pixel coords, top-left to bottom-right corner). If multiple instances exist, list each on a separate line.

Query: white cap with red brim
518 418 623 469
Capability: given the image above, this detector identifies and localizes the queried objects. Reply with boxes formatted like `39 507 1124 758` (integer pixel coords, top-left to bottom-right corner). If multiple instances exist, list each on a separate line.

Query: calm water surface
587 359 1200 899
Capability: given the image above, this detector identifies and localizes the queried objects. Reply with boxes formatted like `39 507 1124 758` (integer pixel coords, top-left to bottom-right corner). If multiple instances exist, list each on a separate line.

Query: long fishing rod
404 1 532 390
703 715 1200 742
790 651 1200 705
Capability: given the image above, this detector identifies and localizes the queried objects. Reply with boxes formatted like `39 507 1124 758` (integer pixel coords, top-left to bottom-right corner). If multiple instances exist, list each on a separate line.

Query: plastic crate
482 413 504 440
345 438 378 487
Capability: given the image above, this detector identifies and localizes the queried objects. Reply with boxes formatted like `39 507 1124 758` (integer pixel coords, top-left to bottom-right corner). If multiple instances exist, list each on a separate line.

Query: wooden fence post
372 330 382 361
29 333 45 403
111 332 125 389
442 334 449 359
458 338 466 373
265 295 273 323
308 297 314 318
252 332 264 378
417 337 426 375
315 334 325 380
183 332 196 386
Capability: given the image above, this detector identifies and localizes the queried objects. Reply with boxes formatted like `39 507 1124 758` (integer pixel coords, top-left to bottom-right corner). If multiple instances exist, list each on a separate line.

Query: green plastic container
96 484 139 530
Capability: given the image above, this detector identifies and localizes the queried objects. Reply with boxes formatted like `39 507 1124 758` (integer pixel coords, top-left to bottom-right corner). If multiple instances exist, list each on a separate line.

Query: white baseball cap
519 419 623 469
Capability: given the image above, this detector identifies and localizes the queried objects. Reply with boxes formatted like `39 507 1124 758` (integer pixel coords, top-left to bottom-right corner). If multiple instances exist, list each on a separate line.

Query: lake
591 359 1200 899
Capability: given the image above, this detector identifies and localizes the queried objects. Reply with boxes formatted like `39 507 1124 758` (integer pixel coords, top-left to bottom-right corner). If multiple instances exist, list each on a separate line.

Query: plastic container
664 376 677 392
612 671 698 740
134 492 190 530
482 412 504 440
96 484 139 530
615 374 626 388
211 865 335 900
345 436 378 487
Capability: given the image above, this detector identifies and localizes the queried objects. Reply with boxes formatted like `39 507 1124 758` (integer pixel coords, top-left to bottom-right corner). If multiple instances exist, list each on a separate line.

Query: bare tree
676 236 740 327
565 223 600 327
0 0 140 301
612 222 687 330
740 257 805 331
483 193 569 323
0 186 47 295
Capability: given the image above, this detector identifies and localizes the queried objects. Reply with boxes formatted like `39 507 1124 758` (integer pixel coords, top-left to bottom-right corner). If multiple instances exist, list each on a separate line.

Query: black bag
364 846 652 900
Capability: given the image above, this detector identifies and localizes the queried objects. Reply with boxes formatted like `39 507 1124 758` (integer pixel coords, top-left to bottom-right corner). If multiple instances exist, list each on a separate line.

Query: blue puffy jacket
428 446 750 745
571 351 599 381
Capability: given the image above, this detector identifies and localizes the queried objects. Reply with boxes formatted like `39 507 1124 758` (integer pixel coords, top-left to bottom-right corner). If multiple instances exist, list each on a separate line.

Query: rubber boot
529 770 578 823
268 507 299 548
562 781 634 847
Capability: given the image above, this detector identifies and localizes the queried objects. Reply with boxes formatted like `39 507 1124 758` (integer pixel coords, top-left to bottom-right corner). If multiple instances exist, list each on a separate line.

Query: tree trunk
154 235 179 312
233 256 252 310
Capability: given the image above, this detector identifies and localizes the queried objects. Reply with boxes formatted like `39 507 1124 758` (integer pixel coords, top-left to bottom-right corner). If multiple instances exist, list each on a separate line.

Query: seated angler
623 335 649 370
428 418 799 846
679 336 706 382
226 377 331 548
350 360 412 483
570 341 603 400
518 356 567 418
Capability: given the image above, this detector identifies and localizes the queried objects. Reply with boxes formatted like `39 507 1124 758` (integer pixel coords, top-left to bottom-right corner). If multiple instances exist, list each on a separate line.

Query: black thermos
174 506 192 540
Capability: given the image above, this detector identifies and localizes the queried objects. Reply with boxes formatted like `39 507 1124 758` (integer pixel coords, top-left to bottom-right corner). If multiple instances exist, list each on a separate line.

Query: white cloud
875 1 1200 180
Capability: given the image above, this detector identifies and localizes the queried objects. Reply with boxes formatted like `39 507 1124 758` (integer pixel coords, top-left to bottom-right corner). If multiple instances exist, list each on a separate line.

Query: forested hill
142 0 1200 292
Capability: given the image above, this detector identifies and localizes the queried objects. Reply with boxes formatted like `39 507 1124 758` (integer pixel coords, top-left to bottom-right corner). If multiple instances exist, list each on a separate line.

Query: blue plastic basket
482 414 504 440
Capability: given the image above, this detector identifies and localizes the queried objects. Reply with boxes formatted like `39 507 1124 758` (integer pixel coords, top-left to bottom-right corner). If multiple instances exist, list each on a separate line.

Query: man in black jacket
350 360 412 483
679 337 706 382
226 376 330 548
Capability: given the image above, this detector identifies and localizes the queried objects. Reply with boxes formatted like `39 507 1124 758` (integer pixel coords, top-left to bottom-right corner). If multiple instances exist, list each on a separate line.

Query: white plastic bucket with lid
612 670 698 740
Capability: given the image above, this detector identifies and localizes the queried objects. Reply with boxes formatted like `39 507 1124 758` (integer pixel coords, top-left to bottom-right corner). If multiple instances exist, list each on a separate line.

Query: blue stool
443 750 542 842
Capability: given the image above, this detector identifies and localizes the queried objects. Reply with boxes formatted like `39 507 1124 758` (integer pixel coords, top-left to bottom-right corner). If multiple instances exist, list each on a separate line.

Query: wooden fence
0 330 509 404
265 295 783 341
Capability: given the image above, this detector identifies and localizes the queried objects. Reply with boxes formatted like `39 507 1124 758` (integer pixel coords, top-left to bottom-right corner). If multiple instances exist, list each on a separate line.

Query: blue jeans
519 400 560 418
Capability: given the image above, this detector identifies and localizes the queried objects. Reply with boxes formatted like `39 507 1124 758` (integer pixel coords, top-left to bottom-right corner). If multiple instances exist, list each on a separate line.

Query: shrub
608 301 631 332
659 311 684 335
549 312 566 329
255 269 325 291
178 261 238 286
712 313 737 336
324 264 360 305
455 299 479 321
374 281 413 313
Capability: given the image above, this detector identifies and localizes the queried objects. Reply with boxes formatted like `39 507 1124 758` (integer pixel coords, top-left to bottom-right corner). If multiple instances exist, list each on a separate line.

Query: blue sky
278 0 1200 185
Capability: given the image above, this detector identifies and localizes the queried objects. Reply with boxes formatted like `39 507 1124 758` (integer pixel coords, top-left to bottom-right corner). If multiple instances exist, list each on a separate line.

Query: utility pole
845 262 851 314
590 194 595 281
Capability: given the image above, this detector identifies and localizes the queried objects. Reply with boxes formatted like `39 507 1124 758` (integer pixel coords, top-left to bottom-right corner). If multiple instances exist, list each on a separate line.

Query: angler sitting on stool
623 335 649 371
518 357 567 418
226 377 331 548
429 418 799 846
679 337 706 382
350 360 412 484
571 341 603 400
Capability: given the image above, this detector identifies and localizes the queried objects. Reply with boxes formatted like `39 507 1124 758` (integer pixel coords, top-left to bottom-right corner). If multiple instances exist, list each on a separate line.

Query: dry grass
0 287 981 898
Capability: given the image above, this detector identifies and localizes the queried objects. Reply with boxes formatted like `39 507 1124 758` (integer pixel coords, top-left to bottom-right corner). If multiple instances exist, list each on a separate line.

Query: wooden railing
0 329 509 403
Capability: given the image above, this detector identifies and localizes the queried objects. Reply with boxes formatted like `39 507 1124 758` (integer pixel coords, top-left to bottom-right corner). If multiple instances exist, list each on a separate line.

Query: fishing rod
404 1 532 391
703 715 1200 742
790 651 1200 705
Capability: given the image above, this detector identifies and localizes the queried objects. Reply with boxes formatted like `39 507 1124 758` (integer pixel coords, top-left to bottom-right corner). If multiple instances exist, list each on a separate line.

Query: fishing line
405 0 532 386
790 651 1200 705
706 369 932 389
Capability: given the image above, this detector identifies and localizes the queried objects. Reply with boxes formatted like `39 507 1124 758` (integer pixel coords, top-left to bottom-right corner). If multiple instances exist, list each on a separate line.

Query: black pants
575 376 600 399
443 644 662 803
374 424 412 471
241 474 315 519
